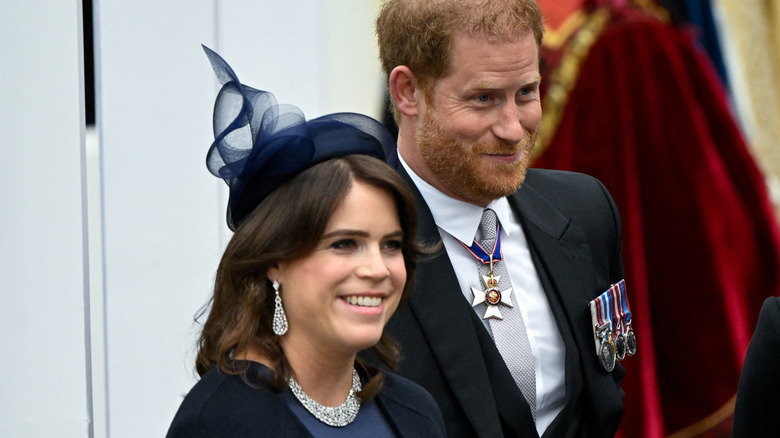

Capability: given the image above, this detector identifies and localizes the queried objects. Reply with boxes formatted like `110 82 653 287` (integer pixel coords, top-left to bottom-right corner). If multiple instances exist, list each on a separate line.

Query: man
375 1 626 436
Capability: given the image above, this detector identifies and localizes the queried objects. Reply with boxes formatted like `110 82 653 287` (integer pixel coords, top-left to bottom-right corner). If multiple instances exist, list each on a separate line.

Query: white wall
216 0 384 119
0 1 383 437
0 1 92 437
95 1 222 436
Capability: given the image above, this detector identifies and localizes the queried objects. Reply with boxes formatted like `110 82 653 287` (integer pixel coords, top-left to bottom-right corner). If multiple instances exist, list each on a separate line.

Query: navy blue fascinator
202 45 398 230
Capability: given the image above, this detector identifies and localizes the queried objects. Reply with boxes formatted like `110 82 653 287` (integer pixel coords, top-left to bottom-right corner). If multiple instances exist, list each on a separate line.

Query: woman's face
269 180 406 360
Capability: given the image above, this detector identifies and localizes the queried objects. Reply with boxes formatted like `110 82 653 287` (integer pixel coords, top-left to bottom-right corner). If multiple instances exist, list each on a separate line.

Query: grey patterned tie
475 208 536 420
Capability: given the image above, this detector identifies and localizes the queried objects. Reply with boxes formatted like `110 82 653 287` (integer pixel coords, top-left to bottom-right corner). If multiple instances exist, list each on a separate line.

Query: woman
166 47 445 437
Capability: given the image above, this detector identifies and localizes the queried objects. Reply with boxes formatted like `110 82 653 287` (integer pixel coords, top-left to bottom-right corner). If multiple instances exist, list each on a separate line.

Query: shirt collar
399 154 515 244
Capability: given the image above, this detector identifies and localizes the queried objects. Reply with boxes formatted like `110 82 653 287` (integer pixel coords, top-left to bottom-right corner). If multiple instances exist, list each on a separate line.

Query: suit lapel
510 179 590 336
510 178 623 425
400 168 511 438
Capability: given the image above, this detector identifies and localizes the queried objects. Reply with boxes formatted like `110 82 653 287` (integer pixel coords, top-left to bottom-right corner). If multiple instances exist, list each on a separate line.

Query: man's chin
484 164 527 189
461 175 527 205
492 172 528 197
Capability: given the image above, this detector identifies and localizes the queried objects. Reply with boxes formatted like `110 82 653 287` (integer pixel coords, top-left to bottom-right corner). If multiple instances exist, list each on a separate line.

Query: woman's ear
389 66 422 117
267 264 283 285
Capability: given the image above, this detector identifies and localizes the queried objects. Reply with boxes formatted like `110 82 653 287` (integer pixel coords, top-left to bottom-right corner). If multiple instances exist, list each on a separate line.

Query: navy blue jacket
167 361 446 437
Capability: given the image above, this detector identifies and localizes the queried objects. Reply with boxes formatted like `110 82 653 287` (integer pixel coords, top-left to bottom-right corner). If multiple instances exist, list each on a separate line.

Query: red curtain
535 6 780 437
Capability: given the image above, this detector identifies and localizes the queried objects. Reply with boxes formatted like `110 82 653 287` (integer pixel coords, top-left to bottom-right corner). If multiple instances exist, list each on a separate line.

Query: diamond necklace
288 368 362 427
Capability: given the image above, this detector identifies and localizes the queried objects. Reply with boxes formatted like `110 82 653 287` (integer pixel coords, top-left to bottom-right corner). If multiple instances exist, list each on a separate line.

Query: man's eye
476 94 490 102
519 84 539 96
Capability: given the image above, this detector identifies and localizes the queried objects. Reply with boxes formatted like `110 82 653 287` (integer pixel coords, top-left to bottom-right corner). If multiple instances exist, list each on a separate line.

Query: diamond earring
272 280 288 336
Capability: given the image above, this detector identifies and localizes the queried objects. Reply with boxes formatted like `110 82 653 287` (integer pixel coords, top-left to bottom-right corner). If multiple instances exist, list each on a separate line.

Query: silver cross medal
471 255 514 319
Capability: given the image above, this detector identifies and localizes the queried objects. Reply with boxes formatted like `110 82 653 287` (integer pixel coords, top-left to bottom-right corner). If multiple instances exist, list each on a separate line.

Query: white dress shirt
400 156 566 435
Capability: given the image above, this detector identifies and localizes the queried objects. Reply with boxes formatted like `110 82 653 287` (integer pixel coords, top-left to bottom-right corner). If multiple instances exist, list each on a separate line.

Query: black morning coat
384 166 626 438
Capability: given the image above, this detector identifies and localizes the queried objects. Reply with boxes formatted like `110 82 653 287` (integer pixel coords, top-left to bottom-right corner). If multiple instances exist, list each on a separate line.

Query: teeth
344 296 382 307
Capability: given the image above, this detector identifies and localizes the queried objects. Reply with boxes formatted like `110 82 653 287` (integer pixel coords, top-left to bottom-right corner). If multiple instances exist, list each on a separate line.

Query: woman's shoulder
179 362 275 405
166 363 291 438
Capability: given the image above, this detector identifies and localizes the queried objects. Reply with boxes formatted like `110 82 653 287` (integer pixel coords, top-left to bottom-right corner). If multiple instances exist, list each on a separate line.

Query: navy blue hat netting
202 45 398 230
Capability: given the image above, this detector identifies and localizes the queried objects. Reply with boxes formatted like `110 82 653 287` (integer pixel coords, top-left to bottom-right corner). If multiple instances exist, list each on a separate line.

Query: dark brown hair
376 0 545 121
195 154 422 400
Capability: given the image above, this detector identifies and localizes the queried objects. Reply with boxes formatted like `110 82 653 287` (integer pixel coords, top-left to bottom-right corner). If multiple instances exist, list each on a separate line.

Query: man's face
414 31 542 207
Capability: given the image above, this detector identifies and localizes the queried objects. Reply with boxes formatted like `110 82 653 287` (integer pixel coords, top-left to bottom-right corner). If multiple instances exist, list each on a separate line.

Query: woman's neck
237 344 357 407
284 342 357 407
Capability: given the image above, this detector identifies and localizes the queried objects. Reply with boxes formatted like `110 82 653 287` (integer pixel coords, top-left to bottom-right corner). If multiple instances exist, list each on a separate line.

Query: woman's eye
383 239 403 252
331 239 357 250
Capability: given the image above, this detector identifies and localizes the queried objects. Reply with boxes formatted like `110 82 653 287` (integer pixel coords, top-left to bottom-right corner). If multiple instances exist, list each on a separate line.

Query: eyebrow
470 74 542 91
322 229 404 239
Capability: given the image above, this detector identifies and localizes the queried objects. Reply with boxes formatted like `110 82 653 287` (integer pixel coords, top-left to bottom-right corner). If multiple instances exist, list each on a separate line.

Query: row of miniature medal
589 280 636 372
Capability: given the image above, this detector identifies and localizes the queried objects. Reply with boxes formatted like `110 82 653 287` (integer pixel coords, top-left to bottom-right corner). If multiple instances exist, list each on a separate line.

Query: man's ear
389 66 422 117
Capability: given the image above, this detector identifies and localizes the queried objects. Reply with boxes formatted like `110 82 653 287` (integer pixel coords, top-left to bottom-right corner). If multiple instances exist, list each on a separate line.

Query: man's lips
485 151 522 163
